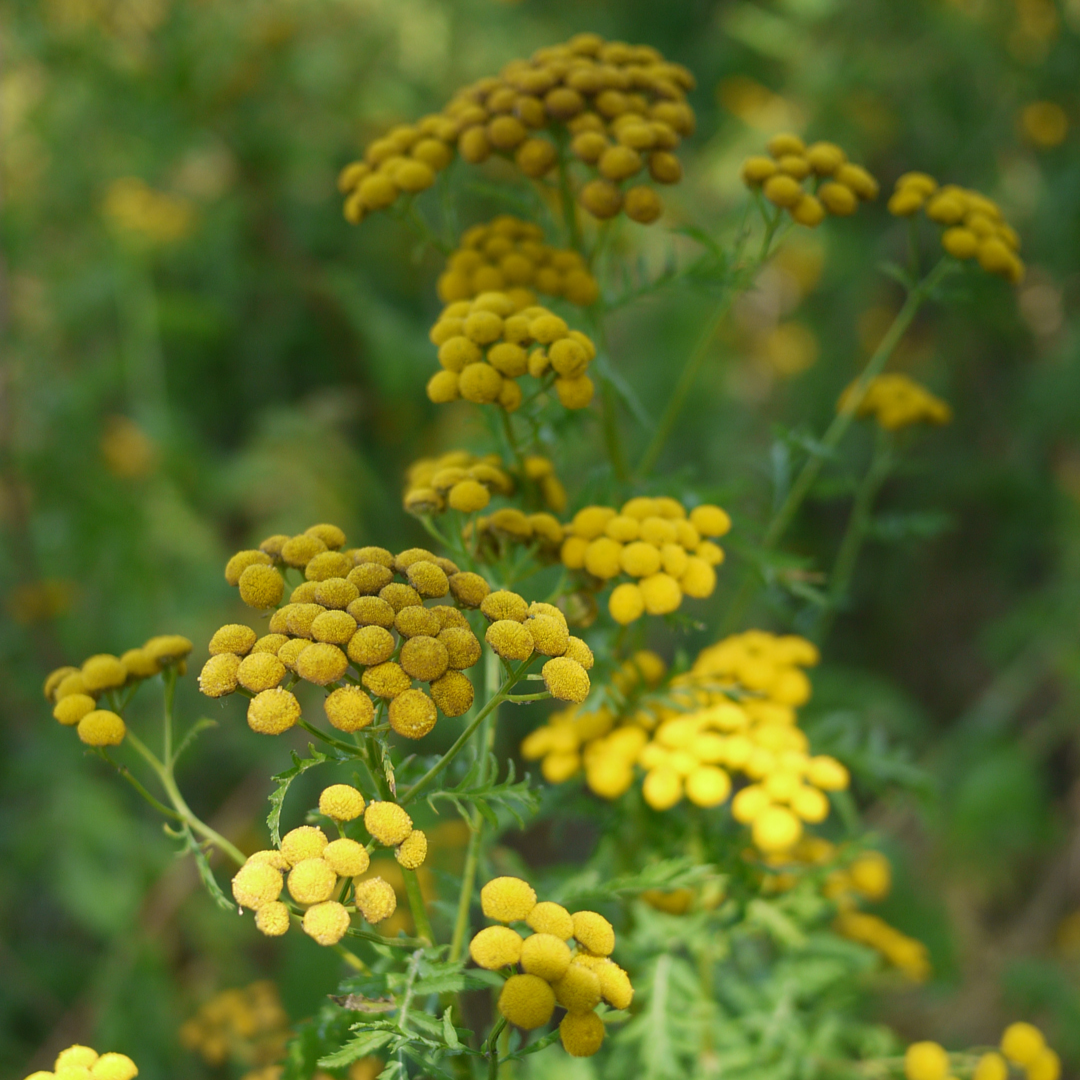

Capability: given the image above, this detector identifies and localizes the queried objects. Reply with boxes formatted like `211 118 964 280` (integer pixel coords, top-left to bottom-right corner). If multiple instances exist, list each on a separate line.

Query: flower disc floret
481 876 537 922
553 963 602 1013
470 925 525 969
904 1042 950 1080
247 688 301 735
238 564 285 609
498 974 556 1030
559 1011 605 1057
354 876 397 923
364 801 413 845
521 932 572 981
1001 1024 1046 1066
280 826 329 866
323 686 376 732
323 838 370 877
232 860 284 910
254 901 290 937
81 655 127 693
389 689 438 739
319 784 366 821
571 911 615 956
542 657 590 702
395 828 428 869
302 900 350 945
77 710 126 747
287 858 338 905
527 901 575 939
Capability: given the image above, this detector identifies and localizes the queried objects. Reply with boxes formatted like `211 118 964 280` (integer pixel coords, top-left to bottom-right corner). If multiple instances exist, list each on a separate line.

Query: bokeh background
2 0 1079 1075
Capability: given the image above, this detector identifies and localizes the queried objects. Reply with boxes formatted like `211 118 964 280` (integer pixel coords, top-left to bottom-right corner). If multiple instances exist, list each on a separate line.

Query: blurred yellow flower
102 176 195 244
101 415 158 478
1020 101 1068 148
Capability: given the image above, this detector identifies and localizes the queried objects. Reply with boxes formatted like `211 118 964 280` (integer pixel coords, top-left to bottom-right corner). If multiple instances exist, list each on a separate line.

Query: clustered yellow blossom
204 525 487 739
904 1023 1060 1080
43 635 193 748
426 291 598 412
23 1044 138 1080
339 33 694 228
555 499 730 624
469 876 633 1057
479 590 594 703
838 374 952 431
437 216 600 307
525 632 849 854
231 786 426 946
241 1058 382 1080
402 449 566 518
887 172 1024 284
179 981 288 1068
102 176 195 244
741 134 879 227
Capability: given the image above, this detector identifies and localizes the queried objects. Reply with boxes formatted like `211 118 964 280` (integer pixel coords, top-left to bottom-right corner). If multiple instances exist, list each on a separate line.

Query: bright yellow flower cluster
905 1024 1060 1080
469 876 632 1057
437 216 600 308
740 134 879 227
179 981 288 1068
402 449 566 518
480 590 594 703
838 374 952 431
525 632 847 854
555 499 730 624
231 787 426 946
206 527 488 739
23 1044 138 1080
426 291 598 412
887 172 1024 283
339 33 694 228
43 635 193 748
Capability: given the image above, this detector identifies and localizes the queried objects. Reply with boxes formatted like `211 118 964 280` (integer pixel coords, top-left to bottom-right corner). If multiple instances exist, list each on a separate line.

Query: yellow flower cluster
838 374 952 431
905 1023 1060 1080
402 449 566 518
887 172 1024 284
102 176 196 244
205 526 488 740
525 632 848 854
740 134 879 227
338 33 694 228
43 635 193 748
179 981 288 1068
437 216 600 308
555 499 730 624
469 876 633 1057
23 1044 138 1080
231 787 426 946
426 291 598 412
479 590 594 703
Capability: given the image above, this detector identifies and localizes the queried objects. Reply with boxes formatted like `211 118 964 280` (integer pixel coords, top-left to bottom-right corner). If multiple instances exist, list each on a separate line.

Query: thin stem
162 666 177 767
399 666 523 806
722 259 951 631
499 408 525 471
343 925 427 948
449 649 502 964
124 730 247 867
296 718 365 758
403 868 435 946
555 136 581 252
506 691 552 703
96 750 184 821
486 1015 508 1080
635 211 790 481
814 426 894 642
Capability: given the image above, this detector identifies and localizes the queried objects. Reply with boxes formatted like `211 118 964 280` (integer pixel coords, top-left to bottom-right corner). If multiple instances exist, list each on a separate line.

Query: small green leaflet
180 823 235 913
426 753 539 828
316 1030 395 1069
267 745 337 846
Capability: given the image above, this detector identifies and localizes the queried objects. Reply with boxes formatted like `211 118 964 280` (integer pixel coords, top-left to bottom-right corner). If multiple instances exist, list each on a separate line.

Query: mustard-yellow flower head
437 216 600 307
426 292 597 412
887 172 1024 284
339 34 694 229
30 1045 140 1080
740 134 879 228
838 374 952 431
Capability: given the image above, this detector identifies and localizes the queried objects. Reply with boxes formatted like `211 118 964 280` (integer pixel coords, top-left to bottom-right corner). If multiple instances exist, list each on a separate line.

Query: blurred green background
2 0 1079 1075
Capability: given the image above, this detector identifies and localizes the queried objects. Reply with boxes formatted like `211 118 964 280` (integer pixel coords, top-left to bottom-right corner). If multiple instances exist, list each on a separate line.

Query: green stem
499 408 526 471
124 730 247 867
403 868 435 946
555 136 581 252
449 649 502 964
399 665 523 806
97 750 184 821
296 718 366 758
506 691 552 703
487 1015 508 1080
814 426 894 642
162 666 177 767
723 259 950 631
637 211 793 479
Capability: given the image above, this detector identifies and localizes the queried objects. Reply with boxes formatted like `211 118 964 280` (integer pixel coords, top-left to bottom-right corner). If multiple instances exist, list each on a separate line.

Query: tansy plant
35 30 1048 1080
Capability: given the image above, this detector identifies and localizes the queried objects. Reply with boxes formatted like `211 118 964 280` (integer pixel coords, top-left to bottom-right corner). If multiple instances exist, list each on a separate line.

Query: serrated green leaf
317 1030 394 1069
268 745 333 846
181 824 235 913
442 1006 459 1049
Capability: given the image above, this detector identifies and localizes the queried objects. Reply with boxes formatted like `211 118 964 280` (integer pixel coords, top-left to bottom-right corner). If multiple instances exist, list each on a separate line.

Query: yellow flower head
741 135 878 228
339 35 693 229
354 876 397 924
838 373 952 431
364 801 413 846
